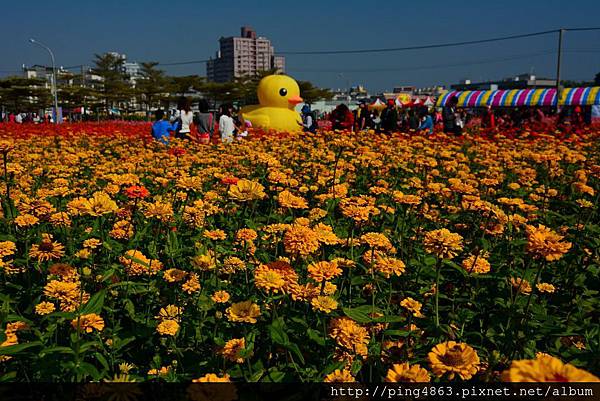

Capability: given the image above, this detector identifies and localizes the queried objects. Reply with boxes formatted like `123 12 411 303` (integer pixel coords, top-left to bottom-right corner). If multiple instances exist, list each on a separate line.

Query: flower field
0 122 599 383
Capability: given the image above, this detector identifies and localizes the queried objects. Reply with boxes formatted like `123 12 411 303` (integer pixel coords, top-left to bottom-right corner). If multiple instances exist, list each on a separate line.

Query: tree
92 53 133 116
199 81 238 108
560 79 592 88
298 80 334 104
57 84 100 119
136 62 170 115
0 76 52 113
169 75 205 96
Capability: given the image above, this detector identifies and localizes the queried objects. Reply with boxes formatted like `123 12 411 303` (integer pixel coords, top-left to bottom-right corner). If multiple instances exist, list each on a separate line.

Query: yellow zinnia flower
226 301 261 324
323 369 356 382
400 297 424 318
428 341 480 380
283 224 320 257
228 179 266 201
385 362 430 382
502 354 599 382
307 260 342 283
156 319 180 336
525 224 572 261
220 338 247 363
311 296 338 313
71 313 105 333
423 229 463 259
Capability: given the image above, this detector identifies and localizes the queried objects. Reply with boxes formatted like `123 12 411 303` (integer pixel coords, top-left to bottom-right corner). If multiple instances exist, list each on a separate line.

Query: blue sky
3 0 600 91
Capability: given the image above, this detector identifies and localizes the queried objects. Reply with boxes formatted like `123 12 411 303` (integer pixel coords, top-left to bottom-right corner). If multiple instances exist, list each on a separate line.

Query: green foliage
0 129 598 382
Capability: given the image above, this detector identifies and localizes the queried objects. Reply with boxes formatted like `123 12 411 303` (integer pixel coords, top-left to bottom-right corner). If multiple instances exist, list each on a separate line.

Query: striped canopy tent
369 98 387 110
436 87 600 108
423 96 435 106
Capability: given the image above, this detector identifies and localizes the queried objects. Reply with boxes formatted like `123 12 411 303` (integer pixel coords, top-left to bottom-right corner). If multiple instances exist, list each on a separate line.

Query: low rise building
451 74 556 91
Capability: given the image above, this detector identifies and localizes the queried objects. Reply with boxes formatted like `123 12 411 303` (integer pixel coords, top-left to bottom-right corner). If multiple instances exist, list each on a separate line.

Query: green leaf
306 328 325 346
78 362 101 380
168 231 179 252
372 315 404 323
94 352 110 371
261 369 285 382
424 256 437 266
443 259 467 277
343 306 379 324
0 371 17 382
322 361 346 375
269 318 289 345
0 341 42 355
285 342 305 365
383 330 412 337
249 369 265 382
40 346 75 356
79 290 105 315
123 299 136 319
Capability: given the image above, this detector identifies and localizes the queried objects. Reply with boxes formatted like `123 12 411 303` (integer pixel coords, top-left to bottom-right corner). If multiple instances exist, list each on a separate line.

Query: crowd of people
311 97 598 137
323 99 443 135
1 112 55 124
151 97 252 145
4 95 598 144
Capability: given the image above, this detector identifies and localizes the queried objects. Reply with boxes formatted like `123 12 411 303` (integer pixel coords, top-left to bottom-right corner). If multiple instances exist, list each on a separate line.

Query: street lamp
29 38 59 123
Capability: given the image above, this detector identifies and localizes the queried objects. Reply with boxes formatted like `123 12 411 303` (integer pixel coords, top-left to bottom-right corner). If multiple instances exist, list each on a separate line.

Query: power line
287 50 557 73
561 27 600 32
145 27 600 66
277 27 600 56
277 29 560 55
158 59 209 66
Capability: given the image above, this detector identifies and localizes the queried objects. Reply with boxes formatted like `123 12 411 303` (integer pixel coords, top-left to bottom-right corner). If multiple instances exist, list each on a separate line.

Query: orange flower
428 341 480 380
71 313 104 333
307 260 342 282
525 224 571 261
423 229 463 259
123 185 150 199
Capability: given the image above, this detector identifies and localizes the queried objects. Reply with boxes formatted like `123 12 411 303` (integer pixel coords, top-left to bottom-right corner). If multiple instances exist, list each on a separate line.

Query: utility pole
555 29 565 112
29 38 60 123
81 65 87 121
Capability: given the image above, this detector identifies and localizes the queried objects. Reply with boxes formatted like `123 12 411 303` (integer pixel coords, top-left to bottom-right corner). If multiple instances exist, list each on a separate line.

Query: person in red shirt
330 104 354 131
484 106 495 129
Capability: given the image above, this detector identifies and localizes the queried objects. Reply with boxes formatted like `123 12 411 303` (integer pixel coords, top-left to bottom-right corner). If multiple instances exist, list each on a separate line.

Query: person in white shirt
219 104 237 143
176 97 194 141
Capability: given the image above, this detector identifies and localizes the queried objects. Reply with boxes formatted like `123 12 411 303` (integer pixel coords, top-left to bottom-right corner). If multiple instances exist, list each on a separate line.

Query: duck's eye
279 88 287 96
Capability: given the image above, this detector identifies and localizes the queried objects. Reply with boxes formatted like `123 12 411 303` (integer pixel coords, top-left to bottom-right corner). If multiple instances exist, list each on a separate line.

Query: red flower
168 147 186 157
124 185 150 199
220 176 239 185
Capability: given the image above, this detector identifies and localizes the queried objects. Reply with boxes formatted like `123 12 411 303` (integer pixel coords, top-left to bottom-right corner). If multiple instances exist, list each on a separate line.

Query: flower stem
434 258 442 328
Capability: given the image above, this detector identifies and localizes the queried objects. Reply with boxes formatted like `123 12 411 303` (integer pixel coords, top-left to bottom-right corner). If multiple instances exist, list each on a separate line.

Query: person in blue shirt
418 106 434 135
151 109 178 144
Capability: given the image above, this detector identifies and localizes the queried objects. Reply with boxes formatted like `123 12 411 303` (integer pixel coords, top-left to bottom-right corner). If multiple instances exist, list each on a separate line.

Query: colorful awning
436 87 600 107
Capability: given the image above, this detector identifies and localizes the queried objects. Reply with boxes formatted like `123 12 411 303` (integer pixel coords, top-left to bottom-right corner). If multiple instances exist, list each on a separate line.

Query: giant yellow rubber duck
241 75 304 132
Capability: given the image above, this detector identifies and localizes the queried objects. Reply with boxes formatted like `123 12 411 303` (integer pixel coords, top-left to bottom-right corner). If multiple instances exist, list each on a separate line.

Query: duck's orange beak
288 95 303 105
